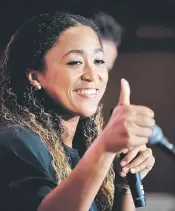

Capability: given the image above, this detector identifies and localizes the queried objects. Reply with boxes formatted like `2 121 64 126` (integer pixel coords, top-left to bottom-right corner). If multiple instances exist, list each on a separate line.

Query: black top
0 126 98 211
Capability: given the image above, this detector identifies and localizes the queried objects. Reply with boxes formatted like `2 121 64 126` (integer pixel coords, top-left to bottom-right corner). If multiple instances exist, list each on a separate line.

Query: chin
77 107 98 117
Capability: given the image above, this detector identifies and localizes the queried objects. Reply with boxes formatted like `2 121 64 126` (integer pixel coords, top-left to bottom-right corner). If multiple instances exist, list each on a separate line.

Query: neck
62 115 80 147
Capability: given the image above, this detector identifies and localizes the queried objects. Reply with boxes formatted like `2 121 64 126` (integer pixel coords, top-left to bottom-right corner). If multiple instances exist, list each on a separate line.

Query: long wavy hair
0 12 114 210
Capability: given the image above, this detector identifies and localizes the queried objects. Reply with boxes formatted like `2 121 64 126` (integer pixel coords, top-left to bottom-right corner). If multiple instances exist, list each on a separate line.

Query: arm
112 167 135 211
41 144 154 211
120 193 135 211
112 184 135 211
38 137 116 211
2 80 154 211
39 80 155 211
0 126 116 211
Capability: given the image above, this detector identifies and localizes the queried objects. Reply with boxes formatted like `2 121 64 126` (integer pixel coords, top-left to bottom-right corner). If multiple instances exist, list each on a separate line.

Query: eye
67 61 82 66
94 59 105 65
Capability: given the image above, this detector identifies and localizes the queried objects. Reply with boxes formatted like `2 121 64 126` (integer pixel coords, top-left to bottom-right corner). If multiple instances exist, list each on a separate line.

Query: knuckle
151 118 156 126
141 137 148 145
150 110 155 117
145 107 154 117
147 117 155 127
141 151 147 160
140 144 147 150
126 152 135 162
138 115 146 123
124 135 132 147
152 157 156 165
140 137 148 145
145 128 153 137
123 120 130 135
124 156 129 163
147 148 153 155
123 105 132 115
139 163 146 170
147 161 154 170
150 156 155 165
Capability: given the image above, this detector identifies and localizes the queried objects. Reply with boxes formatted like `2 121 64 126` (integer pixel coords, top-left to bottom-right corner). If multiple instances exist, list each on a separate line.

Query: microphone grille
149 124 164 144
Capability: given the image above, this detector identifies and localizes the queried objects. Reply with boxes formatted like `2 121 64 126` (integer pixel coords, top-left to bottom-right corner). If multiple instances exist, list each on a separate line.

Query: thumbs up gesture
118 78 131 106
100 79 155 153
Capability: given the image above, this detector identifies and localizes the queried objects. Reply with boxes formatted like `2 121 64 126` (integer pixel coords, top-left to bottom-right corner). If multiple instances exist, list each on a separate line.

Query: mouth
74 88 99 98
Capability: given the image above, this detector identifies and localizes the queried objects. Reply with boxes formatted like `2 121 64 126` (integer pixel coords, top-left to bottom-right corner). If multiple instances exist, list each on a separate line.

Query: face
33 25 108 117
101 39 118 71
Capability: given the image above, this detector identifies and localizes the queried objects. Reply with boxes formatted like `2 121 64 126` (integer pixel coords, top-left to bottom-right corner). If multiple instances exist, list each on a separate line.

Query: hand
100 78 155 153
120 145 155 179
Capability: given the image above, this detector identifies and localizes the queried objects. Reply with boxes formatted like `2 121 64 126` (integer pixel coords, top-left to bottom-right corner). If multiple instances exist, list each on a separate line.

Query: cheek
42 68 78 100
98 71 108 98
101 70 109 86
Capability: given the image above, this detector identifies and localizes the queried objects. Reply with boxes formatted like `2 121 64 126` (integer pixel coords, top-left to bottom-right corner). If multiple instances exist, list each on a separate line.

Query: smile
74 88 98 98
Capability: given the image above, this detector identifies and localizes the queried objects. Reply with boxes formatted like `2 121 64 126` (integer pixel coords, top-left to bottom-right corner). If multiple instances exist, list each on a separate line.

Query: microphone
148 124 175 159
110 108 146 207
120 153 146 207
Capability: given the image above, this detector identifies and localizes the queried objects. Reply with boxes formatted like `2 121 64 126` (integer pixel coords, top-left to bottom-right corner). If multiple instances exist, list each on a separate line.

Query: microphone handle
120 153 146 207
127 172 146 207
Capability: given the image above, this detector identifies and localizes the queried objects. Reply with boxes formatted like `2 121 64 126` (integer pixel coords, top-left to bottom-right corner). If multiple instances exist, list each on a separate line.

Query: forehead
56 25 101 51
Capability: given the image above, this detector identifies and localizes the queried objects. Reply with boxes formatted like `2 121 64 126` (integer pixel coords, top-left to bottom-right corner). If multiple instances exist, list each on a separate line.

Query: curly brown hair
0 12 115 210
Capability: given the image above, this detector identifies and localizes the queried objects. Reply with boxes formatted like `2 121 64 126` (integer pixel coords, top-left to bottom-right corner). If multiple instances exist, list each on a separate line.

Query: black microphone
120 153 146 207
110 108 146 207
148 124 175 159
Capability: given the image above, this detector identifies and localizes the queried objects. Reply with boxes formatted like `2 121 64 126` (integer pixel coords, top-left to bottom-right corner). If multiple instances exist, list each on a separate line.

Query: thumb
118 78 131 105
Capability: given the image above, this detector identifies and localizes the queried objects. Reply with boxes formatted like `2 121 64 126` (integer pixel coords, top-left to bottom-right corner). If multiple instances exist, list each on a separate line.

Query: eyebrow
63 48 104 58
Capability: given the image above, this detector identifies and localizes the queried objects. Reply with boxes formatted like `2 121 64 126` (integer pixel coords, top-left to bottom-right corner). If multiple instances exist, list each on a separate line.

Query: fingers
129 105 154 118
118 78 130 106
139 163 155 179
113 104 154 119
120 147 155 179
104 78 155 153
120 157 155 178
125 122 153 137
120 145 147 166
124 134 149 147
128 114 155 128
112 105 155 131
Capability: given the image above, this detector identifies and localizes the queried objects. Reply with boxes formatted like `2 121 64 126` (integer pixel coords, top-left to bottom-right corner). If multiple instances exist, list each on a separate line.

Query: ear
26 69 41 89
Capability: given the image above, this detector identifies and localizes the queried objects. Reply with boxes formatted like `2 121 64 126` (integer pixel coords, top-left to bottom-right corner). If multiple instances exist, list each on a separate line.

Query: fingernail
120 172 126 177
120 161 127 167
130 168 135 173
123 167 129 173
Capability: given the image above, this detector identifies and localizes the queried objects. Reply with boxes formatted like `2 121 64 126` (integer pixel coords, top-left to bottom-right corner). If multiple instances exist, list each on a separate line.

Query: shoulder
0 126 52 170
0 126 47 152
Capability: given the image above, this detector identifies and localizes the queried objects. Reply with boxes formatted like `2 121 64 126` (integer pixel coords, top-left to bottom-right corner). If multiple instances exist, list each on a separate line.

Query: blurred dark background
0 0 175 196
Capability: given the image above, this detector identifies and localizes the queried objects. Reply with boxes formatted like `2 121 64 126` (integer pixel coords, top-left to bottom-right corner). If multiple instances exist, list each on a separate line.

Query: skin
27 25 155 211
28 25 108 146
36 26 108 118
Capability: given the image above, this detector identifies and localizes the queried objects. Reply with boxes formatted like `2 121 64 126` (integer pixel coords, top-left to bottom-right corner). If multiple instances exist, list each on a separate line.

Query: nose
81 65 98 82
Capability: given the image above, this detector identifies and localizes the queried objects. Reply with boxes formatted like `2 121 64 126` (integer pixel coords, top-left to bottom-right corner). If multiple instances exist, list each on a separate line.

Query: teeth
76 89 97 95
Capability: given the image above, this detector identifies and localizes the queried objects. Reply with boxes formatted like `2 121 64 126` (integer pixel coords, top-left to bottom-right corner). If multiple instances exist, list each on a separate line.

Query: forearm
119 194 135 211
38 137 116 211
112 184 135 211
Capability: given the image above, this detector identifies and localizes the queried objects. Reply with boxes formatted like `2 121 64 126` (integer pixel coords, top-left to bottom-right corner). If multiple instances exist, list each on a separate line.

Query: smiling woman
0 11 155 211
32 25 108 117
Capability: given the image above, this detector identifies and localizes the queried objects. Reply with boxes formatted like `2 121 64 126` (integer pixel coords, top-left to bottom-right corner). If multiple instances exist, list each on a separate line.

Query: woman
0 12 155 211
